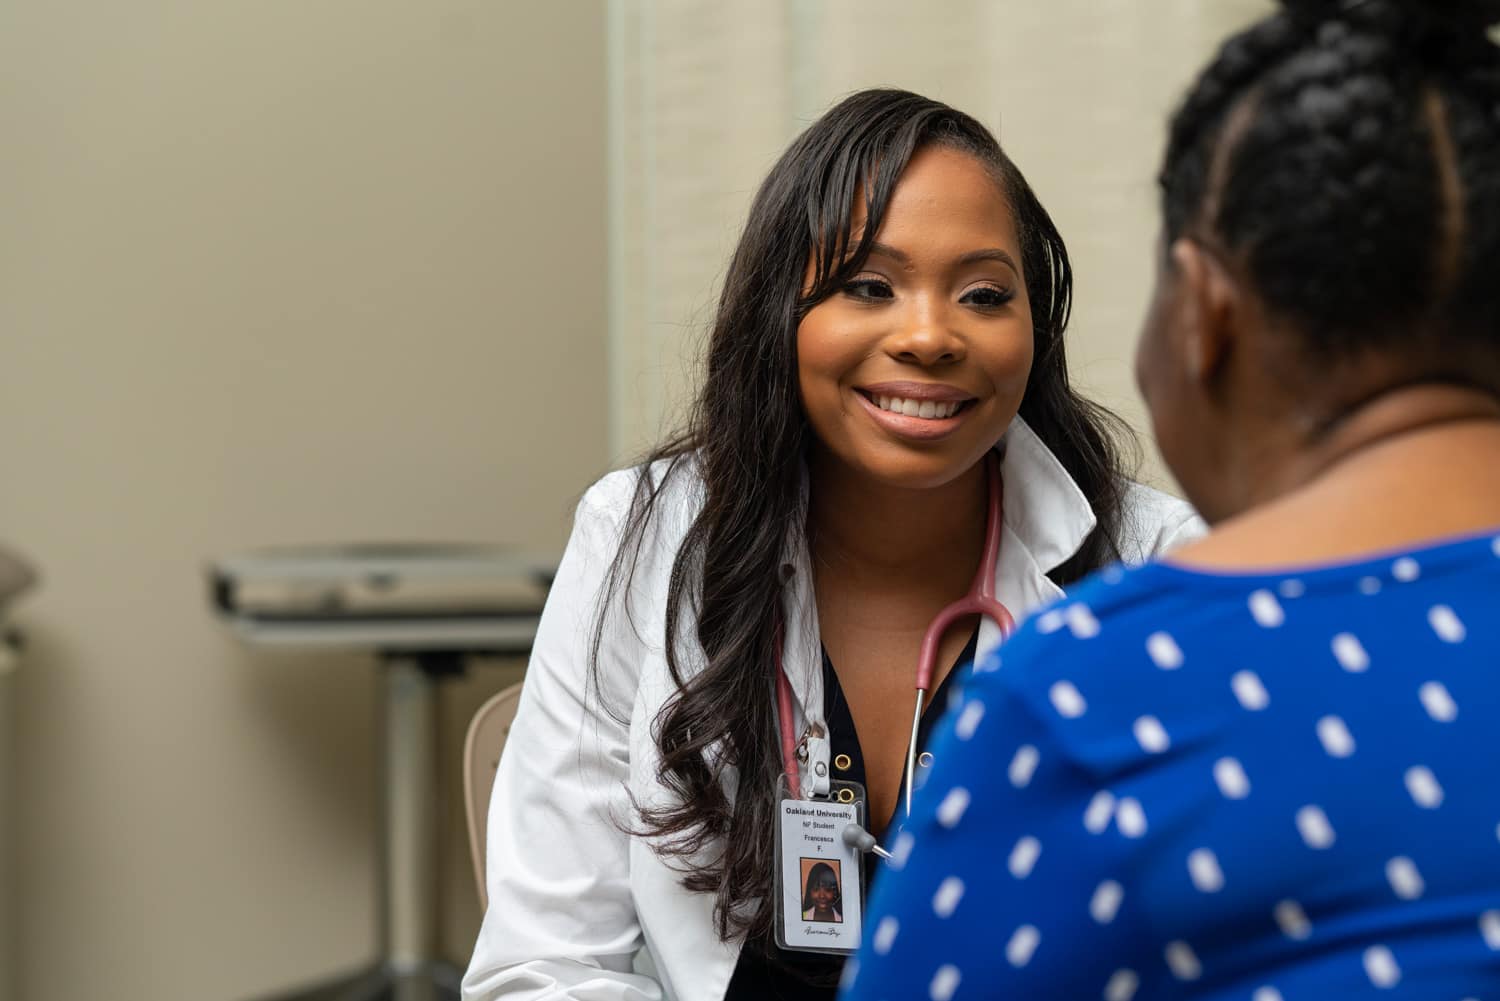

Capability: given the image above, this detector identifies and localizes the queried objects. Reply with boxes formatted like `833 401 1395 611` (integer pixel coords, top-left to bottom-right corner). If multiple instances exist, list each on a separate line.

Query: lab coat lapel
976 519 1063 666
975 417 1097 666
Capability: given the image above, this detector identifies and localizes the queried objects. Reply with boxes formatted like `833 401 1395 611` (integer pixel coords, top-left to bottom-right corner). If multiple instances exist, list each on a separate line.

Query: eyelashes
959 287 1016 309
840 277 1016 309
842 278 895 301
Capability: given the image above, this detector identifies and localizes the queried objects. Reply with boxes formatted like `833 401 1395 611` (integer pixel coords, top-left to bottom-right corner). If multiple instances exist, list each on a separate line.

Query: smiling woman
798 148 1035 478
462 89 1204 1001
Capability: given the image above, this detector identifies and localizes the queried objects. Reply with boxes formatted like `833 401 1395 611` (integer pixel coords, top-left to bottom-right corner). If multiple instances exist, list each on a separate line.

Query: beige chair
463 681 525 911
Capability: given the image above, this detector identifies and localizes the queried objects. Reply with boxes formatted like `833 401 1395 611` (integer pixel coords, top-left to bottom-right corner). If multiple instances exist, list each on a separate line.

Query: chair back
463 681 524 911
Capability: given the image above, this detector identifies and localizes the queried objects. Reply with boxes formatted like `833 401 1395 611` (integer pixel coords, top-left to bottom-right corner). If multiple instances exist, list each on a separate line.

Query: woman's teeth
874 395 963 419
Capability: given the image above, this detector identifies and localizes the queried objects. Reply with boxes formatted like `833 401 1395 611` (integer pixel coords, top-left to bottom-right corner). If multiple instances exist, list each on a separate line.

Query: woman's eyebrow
866 241 911 264
957 248 1020 271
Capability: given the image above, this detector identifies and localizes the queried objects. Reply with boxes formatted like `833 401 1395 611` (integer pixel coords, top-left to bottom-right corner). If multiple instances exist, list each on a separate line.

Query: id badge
773 777 866 954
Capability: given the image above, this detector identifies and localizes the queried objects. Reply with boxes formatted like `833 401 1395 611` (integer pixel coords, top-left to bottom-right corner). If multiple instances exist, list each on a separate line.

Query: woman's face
797 146 1034 490
810 875 837 910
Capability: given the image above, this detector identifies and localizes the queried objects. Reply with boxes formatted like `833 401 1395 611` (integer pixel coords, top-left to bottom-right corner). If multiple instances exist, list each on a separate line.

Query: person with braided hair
844 2 1500 998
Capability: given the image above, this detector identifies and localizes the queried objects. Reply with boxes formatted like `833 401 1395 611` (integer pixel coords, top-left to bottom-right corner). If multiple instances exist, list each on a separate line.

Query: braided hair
1160 0 1500 377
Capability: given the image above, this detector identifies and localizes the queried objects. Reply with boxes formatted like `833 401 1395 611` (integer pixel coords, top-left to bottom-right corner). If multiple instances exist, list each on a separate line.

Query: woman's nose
885 300 965 366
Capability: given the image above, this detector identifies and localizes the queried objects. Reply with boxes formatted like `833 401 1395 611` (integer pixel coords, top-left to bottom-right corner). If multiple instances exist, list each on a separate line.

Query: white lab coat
462 418 1203 1001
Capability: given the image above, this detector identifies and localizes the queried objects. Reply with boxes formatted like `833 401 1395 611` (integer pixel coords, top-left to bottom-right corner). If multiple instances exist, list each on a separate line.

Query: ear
1168 238 1240 388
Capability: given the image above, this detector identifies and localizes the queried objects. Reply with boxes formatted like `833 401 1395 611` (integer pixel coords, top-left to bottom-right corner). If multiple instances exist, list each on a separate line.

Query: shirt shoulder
969 563 1217 781
1115 480 1206 562
575 454 706 549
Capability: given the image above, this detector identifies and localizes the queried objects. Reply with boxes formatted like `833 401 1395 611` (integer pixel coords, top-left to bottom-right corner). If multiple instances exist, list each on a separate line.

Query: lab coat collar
998 415 1098 574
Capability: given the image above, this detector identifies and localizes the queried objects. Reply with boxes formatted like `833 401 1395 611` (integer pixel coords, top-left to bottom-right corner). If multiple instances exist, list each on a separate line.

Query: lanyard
775 452 1015 814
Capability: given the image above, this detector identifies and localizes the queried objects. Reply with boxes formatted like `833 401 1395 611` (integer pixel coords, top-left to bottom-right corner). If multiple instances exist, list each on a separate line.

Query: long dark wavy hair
592 88 1134 942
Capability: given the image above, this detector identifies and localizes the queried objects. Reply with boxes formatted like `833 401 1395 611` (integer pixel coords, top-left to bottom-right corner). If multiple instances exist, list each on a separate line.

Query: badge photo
774 784 865 954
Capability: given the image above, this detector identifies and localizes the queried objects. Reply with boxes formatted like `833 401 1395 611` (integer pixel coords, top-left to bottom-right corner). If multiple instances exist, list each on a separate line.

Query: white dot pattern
1297 805 1337 849
1165 940 1202 981
953 701 985 741
1214 757 1251 799
1232 670 1271 710
1090 880 1124 924
1005 924 1041 967
1188 848 1225 893
1250 589 1286 627
932 876 964 918
1419 681 1458 722
1405 766 1444 809
1333 633 1371 672
1067 604 1101 639
1007 836 1041 879
1036 608 1066 634
888 830 914 870
872 916 899 955
1253 989 1285 1001
1481 910 1500 951
936 787 971 829
1133 715 1170 753
1393 557 1421 582
929 964 961 1001
1008 744 1039 788
1429 605 1467 643
1275 900 1313 940
1049 681 1087 718
1280 579 1306 598
1363 945 1401 988
1359 575 1382 595
1317 715 1357 758
1115 798 1148 839
1083 791 1115 834
1103 969 1138 1001
1385 856 1424 900
1147 631 1185 669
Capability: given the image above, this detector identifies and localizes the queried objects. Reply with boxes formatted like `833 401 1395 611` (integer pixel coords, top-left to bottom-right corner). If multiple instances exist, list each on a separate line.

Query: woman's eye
961 286 1015 309
843 278 894 301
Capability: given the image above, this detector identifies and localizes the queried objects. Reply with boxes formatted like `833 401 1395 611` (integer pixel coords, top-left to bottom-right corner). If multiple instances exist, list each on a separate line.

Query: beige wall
609 0 1274 484
0 3 606 999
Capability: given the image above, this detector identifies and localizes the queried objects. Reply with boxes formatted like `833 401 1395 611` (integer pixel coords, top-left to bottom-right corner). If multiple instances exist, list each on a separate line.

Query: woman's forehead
851 148 1021 264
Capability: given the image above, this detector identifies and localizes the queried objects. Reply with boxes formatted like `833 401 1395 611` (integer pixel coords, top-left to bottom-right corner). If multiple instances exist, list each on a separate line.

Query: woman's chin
842 442 996 492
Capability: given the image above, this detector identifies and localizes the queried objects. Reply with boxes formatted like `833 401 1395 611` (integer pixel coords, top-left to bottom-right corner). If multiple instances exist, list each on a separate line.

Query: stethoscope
774 451 1016 851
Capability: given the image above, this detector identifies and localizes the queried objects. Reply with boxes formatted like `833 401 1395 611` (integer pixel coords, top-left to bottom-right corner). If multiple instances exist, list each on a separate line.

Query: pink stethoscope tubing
775 452 1015 816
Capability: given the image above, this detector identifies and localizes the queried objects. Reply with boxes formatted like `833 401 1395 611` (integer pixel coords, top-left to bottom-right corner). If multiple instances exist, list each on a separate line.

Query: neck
805 449 988 580
1179 382 1500 569
1240 383 1500 508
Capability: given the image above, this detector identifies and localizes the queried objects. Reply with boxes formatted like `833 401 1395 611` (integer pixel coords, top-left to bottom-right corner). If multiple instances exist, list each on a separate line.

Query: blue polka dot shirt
841 531 1500 1001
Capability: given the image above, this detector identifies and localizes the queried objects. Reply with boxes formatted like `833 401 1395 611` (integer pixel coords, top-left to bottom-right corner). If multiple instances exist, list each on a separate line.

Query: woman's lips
854 388 976 441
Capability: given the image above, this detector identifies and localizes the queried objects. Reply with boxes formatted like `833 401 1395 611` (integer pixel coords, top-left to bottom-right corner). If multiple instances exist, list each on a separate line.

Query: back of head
1159 0 1500 381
